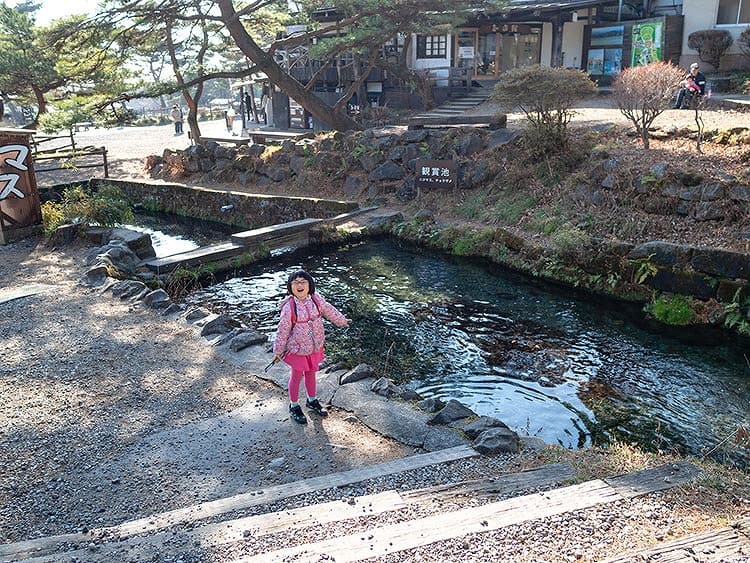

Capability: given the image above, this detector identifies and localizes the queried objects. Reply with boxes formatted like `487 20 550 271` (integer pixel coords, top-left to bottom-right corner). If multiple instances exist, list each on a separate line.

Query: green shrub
41 185 134 237
645 294 697 326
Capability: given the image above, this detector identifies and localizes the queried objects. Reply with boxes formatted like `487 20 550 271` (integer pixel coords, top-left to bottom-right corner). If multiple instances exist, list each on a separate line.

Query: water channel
130 214 749 466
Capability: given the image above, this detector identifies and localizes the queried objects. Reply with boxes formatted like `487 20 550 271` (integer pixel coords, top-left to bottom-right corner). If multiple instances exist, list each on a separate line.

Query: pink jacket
272 294 347 357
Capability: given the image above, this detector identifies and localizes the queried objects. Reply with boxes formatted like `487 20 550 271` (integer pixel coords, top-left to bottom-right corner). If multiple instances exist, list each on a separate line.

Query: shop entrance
454 26 541 78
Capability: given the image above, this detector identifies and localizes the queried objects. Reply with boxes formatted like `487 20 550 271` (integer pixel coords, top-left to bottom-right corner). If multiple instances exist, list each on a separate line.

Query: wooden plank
0 445 478 562
604 461 702 499
0 283 56 305
145 241 247 272
17 462 572 562
407 114 507 130
236 479 621 563
230 217 322 245
402 462 576 502
602 524 750 562
235 463 700 563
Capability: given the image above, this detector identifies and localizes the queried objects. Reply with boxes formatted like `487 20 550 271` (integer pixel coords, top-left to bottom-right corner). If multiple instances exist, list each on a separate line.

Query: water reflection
185 239 750 465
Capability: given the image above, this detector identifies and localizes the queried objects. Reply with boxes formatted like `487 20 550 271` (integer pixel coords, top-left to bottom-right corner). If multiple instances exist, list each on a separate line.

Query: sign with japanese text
0 128 41 244
415 159 456 190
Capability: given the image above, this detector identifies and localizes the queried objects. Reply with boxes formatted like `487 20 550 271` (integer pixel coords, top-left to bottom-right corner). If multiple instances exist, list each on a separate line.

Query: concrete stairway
0 447 727 563
411 87 493 121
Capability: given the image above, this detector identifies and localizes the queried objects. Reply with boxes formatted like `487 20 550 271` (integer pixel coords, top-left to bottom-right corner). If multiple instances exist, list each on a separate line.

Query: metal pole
618 0 623 21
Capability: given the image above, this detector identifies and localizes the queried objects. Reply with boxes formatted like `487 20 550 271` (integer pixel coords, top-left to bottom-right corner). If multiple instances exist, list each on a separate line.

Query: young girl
273 270 349 424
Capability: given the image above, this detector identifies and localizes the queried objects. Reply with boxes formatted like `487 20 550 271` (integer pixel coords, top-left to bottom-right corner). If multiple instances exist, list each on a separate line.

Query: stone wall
90 178 358 230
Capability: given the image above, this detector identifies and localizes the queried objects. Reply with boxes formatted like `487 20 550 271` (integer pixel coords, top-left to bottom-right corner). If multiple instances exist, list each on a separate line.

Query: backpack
285 294 321 325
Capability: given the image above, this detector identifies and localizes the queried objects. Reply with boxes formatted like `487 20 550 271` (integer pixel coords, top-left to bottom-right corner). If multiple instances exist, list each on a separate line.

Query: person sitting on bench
673 63 706 109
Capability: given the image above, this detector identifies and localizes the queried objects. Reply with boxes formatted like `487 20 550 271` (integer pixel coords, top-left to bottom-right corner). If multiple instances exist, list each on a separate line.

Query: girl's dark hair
286 269 316 295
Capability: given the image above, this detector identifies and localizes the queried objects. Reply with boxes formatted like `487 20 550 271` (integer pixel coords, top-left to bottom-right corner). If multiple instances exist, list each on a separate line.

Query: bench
407 114 507 130
73 121 93 132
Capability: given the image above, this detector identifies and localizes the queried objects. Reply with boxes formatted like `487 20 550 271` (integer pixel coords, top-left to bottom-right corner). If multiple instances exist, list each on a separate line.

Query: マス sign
415 159 456 190
0 128 42 244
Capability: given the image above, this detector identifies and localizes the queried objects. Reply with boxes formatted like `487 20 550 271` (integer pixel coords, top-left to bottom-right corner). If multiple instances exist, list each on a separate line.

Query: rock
400 129 429 143
456 133 484 157
359 152 384 172
110 228 156 260
473 427 519 455
627 241 692 267
399 388 423 401
487 129 520 150
142 289 171 309
340 363 374 385
110 280 148 299
691 247 750 278
229 329 268 352
396 178 418 202
729 184 750 201
370 377 401 398
428 399 476 426
200 314 237 336
93 241 139 277
48 224 80 246
416 397 446 413
461 416 511 440
342 175 364 197
184 307 211 323
693 201 725 222
368 161 405 182
82 265 111 287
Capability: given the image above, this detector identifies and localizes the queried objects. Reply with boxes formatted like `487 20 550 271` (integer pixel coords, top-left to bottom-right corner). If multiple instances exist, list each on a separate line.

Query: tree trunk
31 84 46 127
217 0 362 132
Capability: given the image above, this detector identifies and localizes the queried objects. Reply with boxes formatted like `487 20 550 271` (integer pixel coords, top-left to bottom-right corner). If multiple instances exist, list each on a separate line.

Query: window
416 35 447 59
717 0 750 24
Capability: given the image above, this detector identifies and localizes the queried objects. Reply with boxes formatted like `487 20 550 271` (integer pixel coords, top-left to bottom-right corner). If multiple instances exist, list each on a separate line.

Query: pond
180 238 749 467
123 212 232 258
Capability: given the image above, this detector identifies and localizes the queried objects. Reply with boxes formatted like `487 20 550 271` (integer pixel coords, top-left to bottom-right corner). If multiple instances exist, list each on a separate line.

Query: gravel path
0 240 414 546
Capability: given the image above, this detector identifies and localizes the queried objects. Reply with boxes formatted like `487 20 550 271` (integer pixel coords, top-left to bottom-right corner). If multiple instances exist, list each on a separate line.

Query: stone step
1 446 477 561
21 463 577 562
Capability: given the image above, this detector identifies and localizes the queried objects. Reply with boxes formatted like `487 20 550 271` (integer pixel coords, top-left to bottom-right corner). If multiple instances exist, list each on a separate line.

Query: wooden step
18 462 576 562
408 114 507 130
144 241 247 273
601 516 750 562
233 462 701 563
230 217 323 245
0 446 477 561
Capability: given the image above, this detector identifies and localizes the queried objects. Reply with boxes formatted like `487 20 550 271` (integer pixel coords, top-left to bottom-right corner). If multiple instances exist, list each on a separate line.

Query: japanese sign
631 22 663 67
415 159 457 190
0 128 41 244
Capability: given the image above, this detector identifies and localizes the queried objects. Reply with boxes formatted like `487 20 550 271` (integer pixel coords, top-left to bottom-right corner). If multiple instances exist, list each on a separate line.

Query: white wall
681 0 746 68
408 33 452 85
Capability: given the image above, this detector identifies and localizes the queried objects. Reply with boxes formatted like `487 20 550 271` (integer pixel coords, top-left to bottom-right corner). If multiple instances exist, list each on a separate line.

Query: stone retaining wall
90 178 358 229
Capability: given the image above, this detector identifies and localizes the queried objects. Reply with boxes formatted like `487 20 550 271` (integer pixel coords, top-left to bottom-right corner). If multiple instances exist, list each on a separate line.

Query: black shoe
289 404 307 424
306 398 328 417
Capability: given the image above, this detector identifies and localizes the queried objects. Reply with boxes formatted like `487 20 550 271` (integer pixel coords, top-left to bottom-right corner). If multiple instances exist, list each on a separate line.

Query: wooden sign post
0 128 42 244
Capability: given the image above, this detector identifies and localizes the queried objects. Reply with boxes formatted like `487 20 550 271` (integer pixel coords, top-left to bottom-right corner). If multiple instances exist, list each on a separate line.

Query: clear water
123 212 232 258
183 239 750 466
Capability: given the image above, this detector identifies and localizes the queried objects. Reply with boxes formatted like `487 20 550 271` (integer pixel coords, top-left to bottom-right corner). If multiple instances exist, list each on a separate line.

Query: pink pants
288 369 317 402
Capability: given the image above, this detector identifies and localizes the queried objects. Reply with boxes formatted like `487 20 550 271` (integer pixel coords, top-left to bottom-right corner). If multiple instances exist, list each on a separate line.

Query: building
269 1 748 128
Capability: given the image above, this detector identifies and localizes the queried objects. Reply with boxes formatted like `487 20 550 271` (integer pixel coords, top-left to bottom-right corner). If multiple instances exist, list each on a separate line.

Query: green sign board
631 22 663 67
